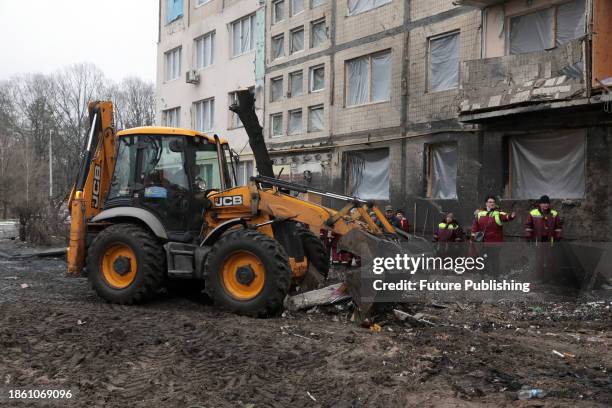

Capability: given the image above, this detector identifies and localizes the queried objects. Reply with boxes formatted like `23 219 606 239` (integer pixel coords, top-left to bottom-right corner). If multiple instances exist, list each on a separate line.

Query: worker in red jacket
525 195 562 281
434 212 465 242
471 196 516 243
471 196 515 275
524 195 562 242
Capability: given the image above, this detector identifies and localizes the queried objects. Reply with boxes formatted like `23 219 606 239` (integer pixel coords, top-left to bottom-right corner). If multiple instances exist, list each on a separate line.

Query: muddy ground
0 239 610 407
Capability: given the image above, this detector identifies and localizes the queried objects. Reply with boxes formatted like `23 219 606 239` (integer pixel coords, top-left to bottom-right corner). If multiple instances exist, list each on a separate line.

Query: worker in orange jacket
524 195 562 242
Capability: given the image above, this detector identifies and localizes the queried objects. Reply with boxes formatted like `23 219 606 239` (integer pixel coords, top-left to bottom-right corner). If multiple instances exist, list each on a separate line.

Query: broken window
346 50 391 106
509 0 585 55
428 143 458 199
347 0 391 16
289 71 303 97
288 109 303 135
309 65 324 92
311 19 327 48
166 0 183 23
193 98 214 131
346 149 389 200
308 105 324 132
271 113 283 137
163 107 180 127
556 0 586 46
272 34 284 60
272 0 284 24
231 14 256 57
429 32 459 92
195 31 214 69
271 76 283 102
291 0 304 15
290 27 304 54
509 130 586 199
165 47 181 81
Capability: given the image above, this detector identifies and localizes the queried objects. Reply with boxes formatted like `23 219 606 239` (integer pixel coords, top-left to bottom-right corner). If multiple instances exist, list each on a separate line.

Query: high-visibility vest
438 222 459 230
530 208 558 217
477 210 505 226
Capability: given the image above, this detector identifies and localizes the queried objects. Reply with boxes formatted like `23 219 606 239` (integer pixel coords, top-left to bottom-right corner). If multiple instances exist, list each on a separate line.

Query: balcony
458 39 587 122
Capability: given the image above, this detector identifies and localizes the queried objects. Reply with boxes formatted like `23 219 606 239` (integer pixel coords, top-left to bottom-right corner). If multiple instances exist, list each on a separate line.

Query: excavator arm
67 101 116 275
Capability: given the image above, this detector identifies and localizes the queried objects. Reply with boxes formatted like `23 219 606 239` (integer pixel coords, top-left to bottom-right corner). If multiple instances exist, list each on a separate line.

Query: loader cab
106 127 233 242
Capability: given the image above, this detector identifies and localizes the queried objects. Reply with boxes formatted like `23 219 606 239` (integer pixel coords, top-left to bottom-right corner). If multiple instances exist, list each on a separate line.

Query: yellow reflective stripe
439 223 446 228
494 212 502 226
551 210 558 216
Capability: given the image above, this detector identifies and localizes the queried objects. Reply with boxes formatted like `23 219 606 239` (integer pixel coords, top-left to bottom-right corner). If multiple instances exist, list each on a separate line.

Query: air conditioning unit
186 69 200 84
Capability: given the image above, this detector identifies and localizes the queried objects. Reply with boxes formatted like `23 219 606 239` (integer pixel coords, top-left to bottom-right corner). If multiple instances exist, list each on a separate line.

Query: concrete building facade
156 0 265 183
263 0 612 241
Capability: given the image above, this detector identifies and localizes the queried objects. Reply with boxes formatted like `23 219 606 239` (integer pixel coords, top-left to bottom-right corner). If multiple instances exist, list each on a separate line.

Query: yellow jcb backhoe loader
67 100 400 316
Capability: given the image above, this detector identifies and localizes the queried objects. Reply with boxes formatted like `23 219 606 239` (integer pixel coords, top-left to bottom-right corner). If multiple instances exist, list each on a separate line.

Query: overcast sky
0 0 159 83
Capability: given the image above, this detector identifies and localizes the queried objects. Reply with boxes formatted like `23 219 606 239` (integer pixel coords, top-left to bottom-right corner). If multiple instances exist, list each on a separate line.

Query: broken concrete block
284 283 350 311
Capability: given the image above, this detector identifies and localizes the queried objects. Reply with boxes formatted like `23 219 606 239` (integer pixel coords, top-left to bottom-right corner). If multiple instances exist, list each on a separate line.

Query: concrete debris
20 283 30 289
393 309 436 327
0 247 67 260
284 282 350 311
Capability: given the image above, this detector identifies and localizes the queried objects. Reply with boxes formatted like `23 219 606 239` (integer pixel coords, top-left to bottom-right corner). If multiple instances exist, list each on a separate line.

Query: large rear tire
87 223 165 305
295 224 329 278
205 229 291 317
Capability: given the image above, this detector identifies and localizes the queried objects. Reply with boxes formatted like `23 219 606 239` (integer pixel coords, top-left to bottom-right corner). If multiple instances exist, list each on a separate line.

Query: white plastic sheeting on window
346 149 389 200
312 0 325 8
311 20 327 48
371 51 391 101
510 130 586 199
290 71 303 97
272 0 284 24
271 114 283 137
288 109 302 135
271 77 283 102
509 8 553 54
347 0 390 16
310 66 324 91
291 28 304 53
346 56 369 106
272 35 284 60
430 144 457 199
556 0 586 46
429 33 459 92
291 0 304 15
308 105 324 132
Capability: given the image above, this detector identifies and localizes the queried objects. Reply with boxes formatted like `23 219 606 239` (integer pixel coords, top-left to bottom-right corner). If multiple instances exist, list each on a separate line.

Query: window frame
270 113 283 138
164 46 182 81
272 0 285 24
427 30 460 93
287 108 303 135
194 31 215 70
163 107 181 127
289 70 303 98
271 33 285 60
344 49 391 107
347 0 392 17
291 0 305 16
270 76 284 102
311 0 326 9
290 26 305 54
307 104 324 132
195 0 211 7
309 64 325 93
193 98 214 132
230 13 256 58
310 18 327 48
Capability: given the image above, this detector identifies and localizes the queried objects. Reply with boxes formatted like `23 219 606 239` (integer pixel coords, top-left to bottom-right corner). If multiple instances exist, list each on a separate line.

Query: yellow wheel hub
101 243 137 289
221 250 265 300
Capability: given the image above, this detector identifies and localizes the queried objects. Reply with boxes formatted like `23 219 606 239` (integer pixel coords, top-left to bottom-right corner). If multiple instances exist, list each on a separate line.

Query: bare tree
109 76 156 130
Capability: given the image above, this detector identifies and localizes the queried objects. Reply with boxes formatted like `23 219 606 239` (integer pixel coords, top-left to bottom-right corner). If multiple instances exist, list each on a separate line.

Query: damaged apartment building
263 0 612 240
155 0 612 241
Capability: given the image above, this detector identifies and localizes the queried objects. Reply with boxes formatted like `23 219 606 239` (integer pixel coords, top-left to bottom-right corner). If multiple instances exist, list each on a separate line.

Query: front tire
87 223 165 305
205 229 291 317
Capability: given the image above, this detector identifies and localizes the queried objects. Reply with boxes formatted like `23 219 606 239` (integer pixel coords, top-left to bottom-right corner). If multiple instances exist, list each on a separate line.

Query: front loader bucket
338 229 434 315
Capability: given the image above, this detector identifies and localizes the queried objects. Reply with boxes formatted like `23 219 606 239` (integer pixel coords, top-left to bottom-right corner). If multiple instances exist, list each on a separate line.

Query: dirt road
0 240 610 407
